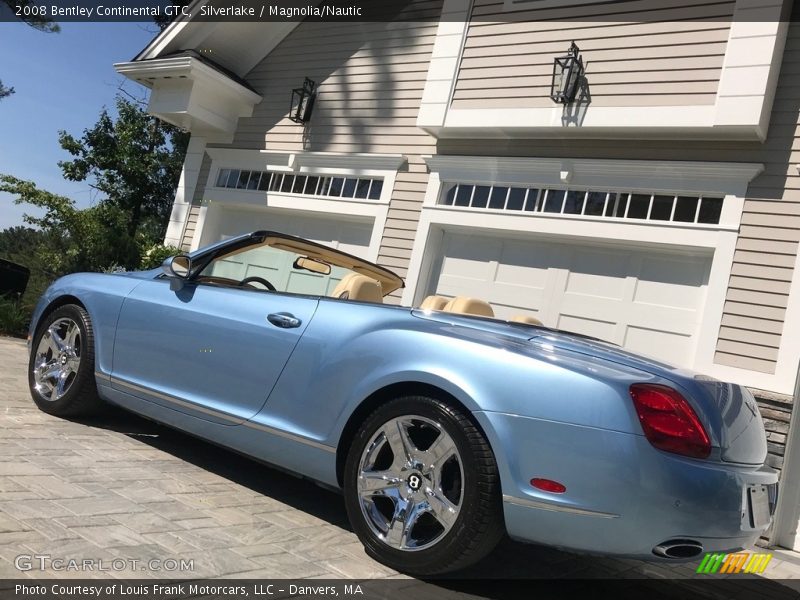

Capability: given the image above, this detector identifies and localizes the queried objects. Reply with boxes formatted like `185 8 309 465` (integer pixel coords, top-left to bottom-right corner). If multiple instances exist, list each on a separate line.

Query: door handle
267 312 302 329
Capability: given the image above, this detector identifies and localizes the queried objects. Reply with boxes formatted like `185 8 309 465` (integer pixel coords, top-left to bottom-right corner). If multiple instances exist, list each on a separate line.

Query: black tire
343 395 504 576
28 304 104 417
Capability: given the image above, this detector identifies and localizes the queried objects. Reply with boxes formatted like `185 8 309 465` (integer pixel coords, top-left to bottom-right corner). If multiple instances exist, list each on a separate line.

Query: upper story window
215 168 384 201
438 183 723 225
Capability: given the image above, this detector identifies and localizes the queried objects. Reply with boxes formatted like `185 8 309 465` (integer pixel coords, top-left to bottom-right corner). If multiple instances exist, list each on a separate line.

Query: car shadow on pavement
71 408 800 599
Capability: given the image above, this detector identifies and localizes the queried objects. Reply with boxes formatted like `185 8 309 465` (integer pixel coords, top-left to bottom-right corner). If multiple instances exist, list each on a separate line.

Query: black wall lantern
550 42 584 105
289 77 317 124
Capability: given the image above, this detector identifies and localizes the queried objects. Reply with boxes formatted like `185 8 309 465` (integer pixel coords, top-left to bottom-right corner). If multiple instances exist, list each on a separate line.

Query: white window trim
418 0 789 141
402 155 785 392
190 148 406 262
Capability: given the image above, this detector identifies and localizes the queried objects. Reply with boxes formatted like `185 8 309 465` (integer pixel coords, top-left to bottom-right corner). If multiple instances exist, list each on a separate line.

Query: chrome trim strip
94 371 111 383
502 494 620 519
243 421 336 454
111 377 336 453
112 378 242 424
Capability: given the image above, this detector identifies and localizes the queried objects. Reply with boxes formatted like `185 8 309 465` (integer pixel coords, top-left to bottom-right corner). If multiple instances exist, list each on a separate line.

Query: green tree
0 175 140 274
1 0 59 100
58 96 189 239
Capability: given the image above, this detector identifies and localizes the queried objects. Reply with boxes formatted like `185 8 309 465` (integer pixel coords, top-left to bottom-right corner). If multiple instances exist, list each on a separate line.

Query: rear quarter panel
254 300 657 458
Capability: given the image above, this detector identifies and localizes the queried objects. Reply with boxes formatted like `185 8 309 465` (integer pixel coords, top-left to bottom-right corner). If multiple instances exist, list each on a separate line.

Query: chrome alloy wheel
357 415 464 551
32 317 82 401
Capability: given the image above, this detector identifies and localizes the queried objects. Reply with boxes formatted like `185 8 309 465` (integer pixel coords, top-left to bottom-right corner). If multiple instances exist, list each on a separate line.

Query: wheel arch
33 295 88 337
334 380 497 488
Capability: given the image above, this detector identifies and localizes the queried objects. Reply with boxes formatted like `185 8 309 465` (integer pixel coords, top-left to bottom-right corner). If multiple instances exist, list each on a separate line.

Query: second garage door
430 232 712 366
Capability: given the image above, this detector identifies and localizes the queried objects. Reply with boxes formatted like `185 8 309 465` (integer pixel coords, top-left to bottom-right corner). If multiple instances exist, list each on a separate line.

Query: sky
0 21 158 230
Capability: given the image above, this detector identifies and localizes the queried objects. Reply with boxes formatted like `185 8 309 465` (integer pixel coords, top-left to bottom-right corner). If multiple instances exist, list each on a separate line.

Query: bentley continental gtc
26 230 778 574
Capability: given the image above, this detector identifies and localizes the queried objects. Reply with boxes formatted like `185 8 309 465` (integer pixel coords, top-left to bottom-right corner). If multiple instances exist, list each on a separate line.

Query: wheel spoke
384 419 417 465
426 489 459 531
64 322 80 350
53 370 69 399
384 499 421 549
359 471 402 495
47 326 66 353
40 362 61 381
424 430 457 469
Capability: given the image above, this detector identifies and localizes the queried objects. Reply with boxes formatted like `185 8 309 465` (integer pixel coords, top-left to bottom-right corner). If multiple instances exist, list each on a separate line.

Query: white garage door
431 232 712 366
209 207 373 296
215 207 373 257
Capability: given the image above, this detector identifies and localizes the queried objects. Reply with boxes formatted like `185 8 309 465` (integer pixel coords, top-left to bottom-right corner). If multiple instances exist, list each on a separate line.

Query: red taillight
530 478 566 494
629 384 711 459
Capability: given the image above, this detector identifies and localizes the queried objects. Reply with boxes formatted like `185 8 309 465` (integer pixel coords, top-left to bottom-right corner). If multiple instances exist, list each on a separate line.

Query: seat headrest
338 274 382 303
443 296 494 317
331 272 359 298
511 314 543 326
419 295 449 311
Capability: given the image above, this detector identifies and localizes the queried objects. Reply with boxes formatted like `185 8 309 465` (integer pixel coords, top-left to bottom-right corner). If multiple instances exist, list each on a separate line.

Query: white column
164 135 207 247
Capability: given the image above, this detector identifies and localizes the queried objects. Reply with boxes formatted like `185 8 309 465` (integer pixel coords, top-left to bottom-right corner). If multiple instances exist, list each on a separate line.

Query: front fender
27 272 146 377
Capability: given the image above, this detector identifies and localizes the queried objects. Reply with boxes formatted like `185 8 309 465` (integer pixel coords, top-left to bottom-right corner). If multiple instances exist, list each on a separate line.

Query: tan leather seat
511 314 543 326
443 296 494 317
419 295 449 311
335 274 383 303
330 272 359 298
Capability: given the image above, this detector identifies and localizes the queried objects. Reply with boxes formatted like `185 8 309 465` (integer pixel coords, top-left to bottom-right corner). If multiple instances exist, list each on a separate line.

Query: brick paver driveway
1 336 800 595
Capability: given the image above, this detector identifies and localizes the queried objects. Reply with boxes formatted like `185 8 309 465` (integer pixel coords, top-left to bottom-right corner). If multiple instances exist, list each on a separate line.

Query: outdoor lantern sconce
550 42 584 105
290 77 317 124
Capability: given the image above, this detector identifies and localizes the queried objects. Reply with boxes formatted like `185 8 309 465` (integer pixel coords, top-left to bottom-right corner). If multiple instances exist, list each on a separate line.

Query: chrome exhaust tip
653 539 704 559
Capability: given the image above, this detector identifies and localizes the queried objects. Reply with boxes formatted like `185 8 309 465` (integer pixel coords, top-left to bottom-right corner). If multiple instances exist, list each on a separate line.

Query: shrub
140 243 182 271
0 296 29 337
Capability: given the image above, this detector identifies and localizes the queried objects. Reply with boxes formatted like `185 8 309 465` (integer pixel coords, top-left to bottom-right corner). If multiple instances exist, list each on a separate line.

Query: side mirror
162 255 192 279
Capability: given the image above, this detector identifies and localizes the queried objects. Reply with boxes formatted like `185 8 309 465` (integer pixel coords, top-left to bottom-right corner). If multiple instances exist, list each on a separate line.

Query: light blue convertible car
27 230 778 575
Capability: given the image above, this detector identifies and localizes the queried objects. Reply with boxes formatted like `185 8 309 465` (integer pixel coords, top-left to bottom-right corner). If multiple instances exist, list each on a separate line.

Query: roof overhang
115 55 262 143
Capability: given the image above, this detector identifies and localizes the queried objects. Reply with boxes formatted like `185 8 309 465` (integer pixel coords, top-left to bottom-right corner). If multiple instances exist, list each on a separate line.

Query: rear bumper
473 410 778 559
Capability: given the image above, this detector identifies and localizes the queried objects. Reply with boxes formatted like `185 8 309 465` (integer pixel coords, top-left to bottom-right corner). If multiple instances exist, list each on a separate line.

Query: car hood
412 310 766 464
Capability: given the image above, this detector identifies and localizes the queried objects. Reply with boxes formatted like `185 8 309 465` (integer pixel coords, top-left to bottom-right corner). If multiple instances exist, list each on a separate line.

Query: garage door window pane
281 175 295 193
455 185 473 207
543 189 565 213
585 192 607 216
441 184 457 205
269 174 283 192
304 176 319 195
258 173 271 191
368 179 383 200
488 187 507 209
563 191 585 215
698 197 723 224
650 195 674 221
673 196 698 222
216 169 231 187
627 194 650 219
507 188 526 210
227 170 241 188
471 185 490 208
354 179 370 199
607 193 628 217
247 172 262 190
292 176 307 194
342 178 357 198
329 178 344 197
236 171 251 189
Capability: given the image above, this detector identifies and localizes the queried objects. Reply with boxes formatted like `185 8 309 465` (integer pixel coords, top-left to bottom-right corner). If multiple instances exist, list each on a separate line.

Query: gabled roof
133 0 318 77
